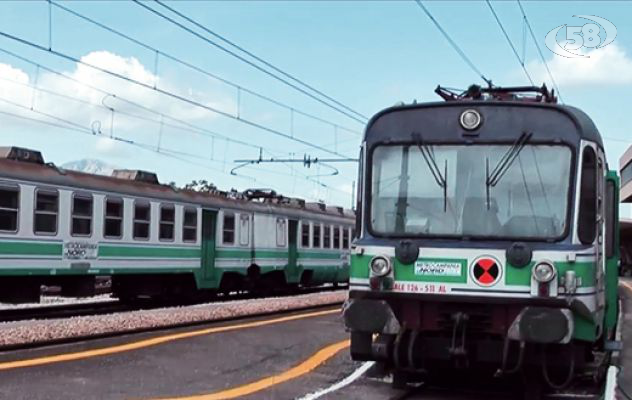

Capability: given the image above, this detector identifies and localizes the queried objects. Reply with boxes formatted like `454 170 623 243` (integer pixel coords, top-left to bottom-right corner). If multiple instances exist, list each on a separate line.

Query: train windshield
370 144 572 239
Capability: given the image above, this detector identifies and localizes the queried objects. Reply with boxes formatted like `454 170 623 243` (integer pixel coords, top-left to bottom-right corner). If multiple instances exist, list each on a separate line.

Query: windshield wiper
485 131 532 209
412 133 448 212
486 132 532 187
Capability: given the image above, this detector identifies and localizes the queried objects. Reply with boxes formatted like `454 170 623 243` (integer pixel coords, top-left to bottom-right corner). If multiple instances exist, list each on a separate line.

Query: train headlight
533 262 556 283
460 109 482 130
370 255 392 277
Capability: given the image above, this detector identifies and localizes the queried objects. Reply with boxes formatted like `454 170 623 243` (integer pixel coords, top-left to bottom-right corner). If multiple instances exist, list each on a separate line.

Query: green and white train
343 85 620 397
0 147 354 302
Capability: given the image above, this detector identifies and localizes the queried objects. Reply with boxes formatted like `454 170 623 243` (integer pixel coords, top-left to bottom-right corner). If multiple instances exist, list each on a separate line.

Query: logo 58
546 15 617 58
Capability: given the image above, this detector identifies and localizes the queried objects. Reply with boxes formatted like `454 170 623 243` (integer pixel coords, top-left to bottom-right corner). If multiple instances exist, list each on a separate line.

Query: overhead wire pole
48 1 361 137
485 0 535 86
516 0 564 103
0 30 353 159
414 0 492 87
133 0 368 124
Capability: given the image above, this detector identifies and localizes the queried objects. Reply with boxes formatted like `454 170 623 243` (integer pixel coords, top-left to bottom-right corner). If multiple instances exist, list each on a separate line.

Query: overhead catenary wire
133 0 368 124
0 46 356 191
0 74 266 153
516 0 564 103
0 31 353 159
48 1 361 137
2 73 352 186
414 0 492 86
485 0 535 86
0 94 351 194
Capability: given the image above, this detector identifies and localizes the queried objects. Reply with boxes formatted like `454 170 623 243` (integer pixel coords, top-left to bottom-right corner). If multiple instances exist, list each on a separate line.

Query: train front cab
344 101 620 394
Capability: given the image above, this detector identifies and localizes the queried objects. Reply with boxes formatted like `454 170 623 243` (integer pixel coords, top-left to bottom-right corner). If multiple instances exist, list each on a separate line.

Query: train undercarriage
345 293 613 399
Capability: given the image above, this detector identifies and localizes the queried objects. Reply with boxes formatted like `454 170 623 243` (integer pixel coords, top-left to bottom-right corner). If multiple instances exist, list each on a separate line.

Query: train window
71 194 93 237
223 213 235 244
578 147 597 244
0 186 19 232
133 202 151 240
276 218 286 247
323 225 331 249
239 214 250 246
334 226 341 249
159 205 175 241
104 197 123 239
343 228 350 249
182 208 197 243
313 223 321 248
34 190 58 235
301 222 310 247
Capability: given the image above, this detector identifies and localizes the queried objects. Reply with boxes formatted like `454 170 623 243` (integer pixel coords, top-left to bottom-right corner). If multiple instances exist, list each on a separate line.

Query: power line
1 73 356 186
0 46 356 191
0 31 353 159
414 0 491 86
0 93 350 195
133 0 368 124
516 0 564 103
0 74 266 152
485 0 535 86
151 0 368 122
49 1 361 137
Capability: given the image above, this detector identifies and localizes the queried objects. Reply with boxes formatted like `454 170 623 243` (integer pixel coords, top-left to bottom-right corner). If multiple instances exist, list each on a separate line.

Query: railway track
0 284 346 324
0 300 128 323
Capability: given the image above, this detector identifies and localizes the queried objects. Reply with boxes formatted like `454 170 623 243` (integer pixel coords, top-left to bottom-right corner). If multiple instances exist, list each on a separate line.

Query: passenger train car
0 147 354 303
343 85 620 398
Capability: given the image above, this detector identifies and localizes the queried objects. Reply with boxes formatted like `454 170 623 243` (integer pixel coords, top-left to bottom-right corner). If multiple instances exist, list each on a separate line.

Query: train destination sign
414 261 462 277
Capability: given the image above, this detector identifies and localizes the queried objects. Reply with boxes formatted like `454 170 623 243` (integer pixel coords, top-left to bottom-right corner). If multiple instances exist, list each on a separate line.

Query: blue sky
0 1 630 212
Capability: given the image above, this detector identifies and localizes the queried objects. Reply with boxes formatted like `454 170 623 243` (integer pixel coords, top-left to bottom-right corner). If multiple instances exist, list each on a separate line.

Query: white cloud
527 43 632 87
0 50 234 146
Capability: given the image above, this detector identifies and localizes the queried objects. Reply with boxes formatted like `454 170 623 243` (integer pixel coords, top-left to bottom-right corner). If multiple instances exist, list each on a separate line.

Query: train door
201 209 218 282
287 219 299 283
596 153 606 310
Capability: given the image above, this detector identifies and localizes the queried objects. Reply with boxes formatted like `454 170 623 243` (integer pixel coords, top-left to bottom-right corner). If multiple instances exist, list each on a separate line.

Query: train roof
364 100 603 150
0 148 355 223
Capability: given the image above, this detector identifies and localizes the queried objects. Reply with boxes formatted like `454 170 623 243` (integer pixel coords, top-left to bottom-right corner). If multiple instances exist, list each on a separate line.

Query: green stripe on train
0 268 198 276
0 241 62 256
505 261 596 286
350 255 467 283
351 254 596 287
215 248 342 260
99 245 200 258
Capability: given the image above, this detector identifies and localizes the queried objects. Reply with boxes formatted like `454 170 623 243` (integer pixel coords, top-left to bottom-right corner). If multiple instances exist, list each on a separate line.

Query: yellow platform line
0 308 339 371
154 339 351 400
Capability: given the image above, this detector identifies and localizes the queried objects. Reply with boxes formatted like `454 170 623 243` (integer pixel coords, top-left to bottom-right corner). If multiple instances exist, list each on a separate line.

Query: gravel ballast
0 291 346 347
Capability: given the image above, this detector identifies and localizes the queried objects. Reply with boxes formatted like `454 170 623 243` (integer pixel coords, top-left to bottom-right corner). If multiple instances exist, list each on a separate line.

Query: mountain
60 159 118 176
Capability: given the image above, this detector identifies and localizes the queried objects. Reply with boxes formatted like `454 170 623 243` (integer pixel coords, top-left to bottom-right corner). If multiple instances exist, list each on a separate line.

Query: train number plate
392 282 448 294
63 241 98 260
414 261 461 277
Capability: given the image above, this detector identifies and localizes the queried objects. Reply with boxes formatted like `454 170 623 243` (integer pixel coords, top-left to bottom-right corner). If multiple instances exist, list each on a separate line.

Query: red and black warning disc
471 257 501 286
